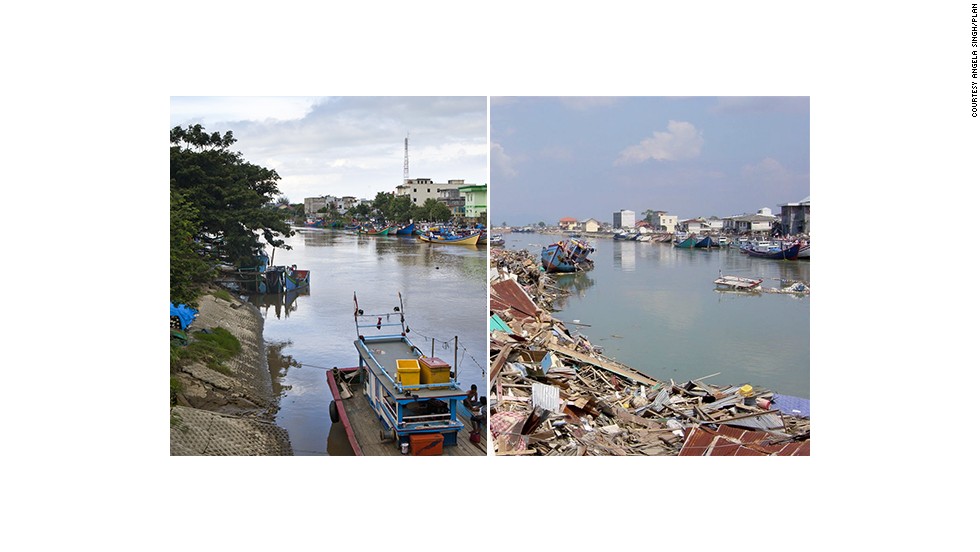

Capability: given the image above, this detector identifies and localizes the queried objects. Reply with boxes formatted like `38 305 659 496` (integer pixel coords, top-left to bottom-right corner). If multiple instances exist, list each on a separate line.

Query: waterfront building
304 195 340 216
559 217 578 231
648 211 677 233
780 196 810 235
396 178 470 208
725 207 779 235
459 183 487 224
582 218 602 233
613 209 635 229
680 218 711 233
439 187 466 219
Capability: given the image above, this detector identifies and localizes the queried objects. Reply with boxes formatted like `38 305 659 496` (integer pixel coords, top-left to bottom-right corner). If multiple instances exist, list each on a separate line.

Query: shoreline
489 248 810 456
170 286 292 455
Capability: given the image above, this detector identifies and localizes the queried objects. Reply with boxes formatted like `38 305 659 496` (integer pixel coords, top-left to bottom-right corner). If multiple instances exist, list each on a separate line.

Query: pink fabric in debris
489 411 526 438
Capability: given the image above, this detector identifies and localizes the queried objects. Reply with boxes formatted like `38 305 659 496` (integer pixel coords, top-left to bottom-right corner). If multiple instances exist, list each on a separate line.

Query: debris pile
489 254 810 456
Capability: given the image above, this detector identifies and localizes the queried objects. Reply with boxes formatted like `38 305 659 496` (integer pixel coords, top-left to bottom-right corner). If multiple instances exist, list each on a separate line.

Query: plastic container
738 384 753 397
409 433 444 456
419 356 451 385
396 359 421 386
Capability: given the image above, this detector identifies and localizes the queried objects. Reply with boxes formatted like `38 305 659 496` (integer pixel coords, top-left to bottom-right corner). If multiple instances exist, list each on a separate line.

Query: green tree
170 125 293 270
643 209 655 224
170 187 214 306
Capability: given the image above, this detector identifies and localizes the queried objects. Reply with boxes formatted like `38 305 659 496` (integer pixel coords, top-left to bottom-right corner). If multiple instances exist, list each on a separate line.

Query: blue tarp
771 393 810 418
169 303 199 331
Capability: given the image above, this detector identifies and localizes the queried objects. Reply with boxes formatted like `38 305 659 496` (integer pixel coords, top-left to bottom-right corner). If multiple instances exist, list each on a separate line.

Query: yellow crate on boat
419 356 451 386
396 359 421 385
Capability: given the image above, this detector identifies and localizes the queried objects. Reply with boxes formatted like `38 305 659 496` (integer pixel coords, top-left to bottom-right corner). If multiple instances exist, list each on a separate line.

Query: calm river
500 232 810 399
249 227 487 456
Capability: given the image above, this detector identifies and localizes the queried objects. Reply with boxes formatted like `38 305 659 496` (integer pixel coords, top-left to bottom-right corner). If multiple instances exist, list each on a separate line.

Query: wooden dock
327 367 486 456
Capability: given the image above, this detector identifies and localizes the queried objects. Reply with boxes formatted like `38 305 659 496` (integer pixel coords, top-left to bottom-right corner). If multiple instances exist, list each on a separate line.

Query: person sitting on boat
464 384 478 410
471 396 487 433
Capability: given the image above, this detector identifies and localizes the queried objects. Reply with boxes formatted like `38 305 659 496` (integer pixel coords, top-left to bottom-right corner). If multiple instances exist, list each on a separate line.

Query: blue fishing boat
745 242 801 260
394 222 416 236
694 235 713 248
541 239 595 273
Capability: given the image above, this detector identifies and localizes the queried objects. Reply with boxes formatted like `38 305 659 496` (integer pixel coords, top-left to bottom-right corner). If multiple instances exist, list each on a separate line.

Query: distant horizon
490 97 809 228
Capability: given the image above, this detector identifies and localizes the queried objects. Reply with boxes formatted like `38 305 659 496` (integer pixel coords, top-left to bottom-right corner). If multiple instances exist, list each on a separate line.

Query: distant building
305 195 340 216
396 178 469 207
439 187 466 219
780 196 810 235
582 218 602 233
613 209 635 229
458 184 487 223
680 218 711 233
558 217 578 230
652 212 678 233
726 208 780 235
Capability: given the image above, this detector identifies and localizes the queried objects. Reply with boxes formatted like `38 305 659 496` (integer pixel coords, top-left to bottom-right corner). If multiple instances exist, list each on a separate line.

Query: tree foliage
170 188 214 306
170 125 293 303
170 124 293 270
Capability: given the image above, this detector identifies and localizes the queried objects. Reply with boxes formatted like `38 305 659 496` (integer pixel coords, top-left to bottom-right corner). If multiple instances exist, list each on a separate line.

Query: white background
3 1 976 549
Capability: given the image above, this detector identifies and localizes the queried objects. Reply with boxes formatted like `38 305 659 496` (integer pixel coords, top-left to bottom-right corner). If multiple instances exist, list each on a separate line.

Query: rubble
489 249 810 456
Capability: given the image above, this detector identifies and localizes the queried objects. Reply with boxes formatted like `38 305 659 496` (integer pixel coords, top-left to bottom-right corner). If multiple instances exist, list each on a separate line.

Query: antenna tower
403 133 410 184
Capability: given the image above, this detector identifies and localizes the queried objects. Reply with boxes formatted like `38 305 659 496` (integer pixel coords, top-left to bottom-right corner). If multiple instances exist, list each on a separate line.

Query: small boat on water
674 235 700 248
394 222 416 236
324 293 484 455
745 241 801 260
541 239 595 273
418 231 481 245
714 274 763 290
488 234 505 246
359 225 392 236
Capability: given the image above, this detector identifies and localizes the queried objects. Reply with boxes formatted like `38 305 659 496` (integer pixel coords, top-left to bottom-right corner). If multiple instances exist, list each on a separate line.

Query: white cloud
741 157 791 182
490 141 517 179
615 120 704 165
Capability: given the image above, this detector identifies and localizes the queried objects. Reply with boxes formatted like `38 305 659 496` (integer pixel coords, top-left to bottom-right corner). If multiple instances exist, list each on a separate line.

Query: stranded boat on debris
325 293 484 455
541 239 595 273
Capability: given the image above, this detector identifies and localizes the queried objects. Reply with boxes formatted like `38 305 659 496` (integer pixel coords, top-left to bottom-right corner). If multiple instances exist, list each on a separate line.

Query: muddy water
249 227 487 456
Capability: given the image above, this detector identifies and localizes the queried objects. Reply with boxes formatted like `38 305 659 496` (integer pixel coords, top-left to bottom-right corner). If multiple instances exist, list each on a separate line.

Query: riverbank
489 248 810 456
170 286 292 455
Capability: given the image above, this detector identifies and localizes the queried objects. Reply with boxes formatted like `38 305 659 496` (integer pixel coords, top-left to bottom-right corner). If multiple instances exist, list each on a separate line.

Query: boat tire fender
329 400 340 423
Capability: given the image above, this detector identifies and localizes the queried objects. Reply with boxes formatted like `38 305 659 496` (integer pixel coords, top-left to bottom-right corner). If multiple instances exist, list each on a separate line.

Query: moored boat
394 222 416 236
488 234 505 246
359 225 392 236
418 230 481 245
674 235 699 248
745 241 801 260
324 293 484 455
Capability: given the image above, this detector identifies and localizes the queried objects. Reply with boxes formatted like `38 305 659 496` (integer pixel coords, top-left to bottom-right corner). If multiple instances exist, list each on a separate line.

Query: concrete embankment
170 287 292 455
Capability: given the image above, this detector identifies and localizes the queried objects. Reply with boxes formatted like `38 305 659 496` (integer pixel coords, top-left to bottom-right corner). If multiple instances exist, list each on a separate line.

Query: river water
499 232 810 399
248 227 487 456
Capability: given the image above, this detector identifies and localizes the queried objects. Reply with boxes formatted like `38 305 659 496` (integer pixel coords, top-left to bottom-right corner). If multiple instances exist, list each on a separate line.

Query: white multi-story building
396 178 470 208
612 209 635 229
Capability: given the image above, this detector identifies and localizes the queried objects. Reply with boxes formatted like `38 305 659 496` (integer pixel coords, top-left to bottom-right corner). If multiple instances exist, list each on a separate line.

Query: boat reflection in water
249 287 310 320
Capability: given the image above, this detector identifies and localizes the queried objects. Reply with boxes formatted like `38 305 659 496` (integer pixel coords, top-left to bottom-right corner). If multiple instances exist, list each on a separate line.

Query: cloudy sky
170 97 487 203
490 97 810 226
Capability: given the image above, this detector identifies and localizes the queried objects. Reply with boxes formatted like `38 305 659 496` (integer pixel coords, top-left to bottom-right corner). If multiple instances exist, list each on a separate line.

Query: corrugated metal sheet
772 393 810 417
680 426 809 456
532 382 561 412
490 278 538 320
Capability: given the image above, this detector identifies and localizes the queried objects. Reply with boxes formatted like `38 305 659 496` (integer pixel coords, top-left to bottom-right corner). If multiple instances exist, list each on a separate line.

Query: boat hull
541 239 595 273
418 232 480 245
745 243 801 260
